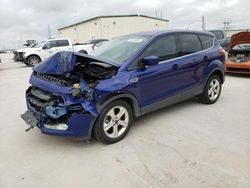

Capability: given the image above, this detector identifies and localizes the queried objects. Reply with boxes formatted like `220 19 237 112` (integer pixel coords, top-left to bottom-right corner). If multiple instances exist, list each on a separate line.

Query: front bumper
225 59 250 74
13 51 24 62
21 88 96 138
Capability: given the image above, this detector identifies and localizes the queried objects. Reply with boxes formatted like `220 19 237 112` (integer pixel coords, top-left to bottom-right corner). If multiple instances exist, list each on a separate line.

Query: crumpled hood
33 51 119 75
230 32 250 48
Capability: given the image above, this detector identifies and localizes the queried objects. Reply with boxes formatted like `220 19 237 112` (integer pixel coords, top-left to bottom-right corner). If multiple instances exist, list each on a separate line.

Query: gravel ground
0 53 250 188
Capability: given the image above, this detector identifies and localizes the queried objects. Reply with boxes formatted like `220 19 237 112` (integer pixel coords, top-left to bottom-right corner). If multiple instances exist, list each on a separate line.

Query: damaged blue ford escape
21 30 225 144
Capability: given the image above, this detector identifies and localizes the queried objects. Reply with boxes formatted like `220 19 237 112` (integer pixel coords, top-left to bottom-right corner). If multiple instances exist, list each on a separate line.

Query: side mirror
142 56 159 67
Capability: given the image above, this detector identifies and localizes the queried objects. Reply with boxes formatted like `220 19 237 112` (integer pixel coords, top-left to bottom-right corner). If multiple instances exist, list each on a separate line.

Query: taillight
219 48 225 56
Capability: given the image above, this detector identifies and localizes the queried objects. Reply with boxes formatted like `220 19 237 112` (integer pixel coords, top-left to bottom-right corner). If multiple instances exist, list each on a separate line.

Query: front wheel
94 100 133 144
199 75 222 104
27 55 40 67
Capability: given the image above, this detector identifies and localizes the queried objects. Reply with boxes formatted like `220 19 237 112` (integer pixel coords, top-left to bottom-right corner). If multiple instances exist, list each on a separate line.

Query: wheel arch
97 92 141 118
26 54 41 62
78 49 88 54
206 68 225 84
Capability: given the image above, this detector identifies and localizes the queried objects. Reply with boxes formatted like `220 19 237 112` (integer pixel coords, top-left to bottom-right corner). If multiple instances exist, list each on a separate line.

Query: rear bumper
23 99 96 138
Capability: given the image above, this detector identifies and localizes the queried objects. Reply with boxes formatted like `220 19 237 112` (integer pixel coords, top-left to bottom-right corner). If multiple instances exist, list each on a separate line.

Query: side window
199 35 214 49
43 41 57 49
142 35 179 62
213 31 224 40
179 34 202 55
57 40 70 47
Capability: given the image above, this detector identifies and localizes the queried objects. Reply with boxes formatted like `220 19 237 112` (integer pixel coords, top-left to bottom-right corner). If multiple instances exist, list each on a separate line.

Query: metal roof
58 14 169 30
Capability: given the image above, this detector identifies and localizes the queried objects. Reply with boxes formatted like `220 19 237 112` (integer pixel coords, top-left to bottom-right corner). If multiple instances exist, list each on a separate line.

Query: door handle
172 64 179 70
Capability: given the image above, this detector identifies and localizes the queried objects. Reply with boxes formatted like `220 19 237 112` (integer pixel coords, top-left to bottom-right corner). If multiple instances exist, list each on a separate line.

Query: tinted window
179 34 202 55
211 31 224 40
142 35 179 62
43 41 57 49
199 35 214 49
57 40 69 47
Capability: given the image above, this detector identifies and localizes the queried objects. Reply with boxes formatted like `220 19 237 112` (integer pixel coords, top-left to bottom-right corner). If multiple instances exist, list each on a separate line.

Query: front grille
34 72 69 86
227 67 250 72
13 51 24 61
27 87 63 112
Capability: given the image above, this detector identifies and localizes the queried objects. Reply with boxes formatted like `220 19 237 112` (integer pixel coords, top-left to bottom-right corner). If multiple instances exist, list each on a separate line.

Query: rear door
173 33 205 92
55 39 72 52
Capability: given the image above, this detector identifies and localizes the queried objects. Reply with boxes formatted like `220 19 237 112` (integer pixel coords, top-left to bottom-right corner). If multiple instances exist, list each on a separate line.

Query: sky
0 0 249 50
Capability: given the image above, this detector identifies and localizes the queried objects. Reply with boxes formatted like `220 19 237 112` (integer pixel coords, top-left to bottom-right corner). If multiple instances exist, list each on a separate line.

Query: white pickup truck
20 38 94 66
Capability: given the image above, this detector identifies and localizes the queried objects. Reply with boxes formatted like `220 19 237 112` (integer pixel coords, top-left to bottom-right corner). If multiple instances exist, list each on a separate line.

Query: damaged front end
21 51 118 138
226 32 250 74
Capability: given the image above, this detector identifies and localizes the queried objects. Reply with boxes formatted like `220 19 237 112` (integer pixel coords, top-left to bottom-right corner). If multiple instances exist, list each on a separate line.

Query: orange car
225 31 250 74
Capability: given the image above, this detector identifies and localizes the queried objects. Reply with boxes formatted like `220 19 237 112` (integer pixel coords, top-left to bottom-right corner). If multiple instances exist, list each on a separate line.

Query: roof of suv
128 30 214 37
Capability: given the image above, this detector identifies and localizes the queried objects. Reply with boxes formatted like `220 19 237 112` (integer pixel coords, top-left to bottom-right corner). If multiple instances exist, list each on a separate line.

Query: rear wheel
94 100 133 144
199 75 222 104
27 56 40 67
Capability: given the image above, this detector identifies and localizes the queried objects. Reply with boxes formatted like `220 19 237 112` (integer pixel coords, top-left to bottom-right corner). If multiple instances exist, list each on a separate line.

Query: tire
94 100 133 144
27 55 40 67
199 74 222 104
78 50 87 54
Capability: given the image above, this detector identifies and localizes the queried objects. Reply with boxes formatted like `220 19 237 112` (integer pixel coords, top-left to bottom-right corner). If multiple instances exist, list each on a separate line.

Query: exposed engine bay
33 54 117 88
228 43 250 63
228 32 250 63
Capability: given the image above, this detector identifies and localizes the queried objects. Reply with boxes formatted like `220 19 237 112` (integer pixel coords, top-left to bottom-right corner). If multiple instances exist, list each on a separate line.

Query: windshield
32 41 46 48
90 35 150 64
233 43 250 50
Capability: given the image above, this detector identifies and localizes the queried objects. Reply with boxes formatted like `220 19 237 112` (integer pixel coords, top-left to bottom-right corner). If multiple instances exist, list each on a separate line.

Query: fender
204 67 225 86
204 59 225 85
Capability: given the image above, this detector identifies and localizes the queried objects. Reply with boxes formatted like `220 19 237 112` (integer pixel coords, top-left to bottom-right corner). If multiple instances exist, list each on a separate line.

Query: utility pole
222 18 232 36
20 34 23 48
201 16 205 31
48 24 51 38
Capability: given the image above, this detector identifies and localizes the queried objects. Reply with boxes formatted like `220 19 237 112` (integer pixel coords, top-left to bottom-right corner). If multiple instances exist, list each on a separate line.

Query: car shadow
226 73 250 78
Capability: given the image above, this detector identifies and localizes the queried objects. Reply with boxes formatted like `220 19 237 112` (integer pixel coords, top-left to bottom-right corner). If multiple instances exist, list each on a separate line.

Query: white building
225 28 250 37
58 14 169 43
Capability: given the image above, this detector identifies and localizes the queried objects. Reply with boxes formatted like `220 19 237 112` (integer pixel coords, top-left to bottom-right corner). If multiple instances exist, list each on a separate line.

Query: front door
131 34 185 108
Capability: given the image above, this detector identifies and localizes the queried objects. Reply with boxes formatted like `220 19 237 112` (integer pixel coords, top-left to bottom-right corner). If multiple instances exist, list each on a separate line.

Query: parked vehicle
13 42 40 63
76 39 109 51
208 30 229 50
17 38 94 66
225 31 250 74
21 30 225 144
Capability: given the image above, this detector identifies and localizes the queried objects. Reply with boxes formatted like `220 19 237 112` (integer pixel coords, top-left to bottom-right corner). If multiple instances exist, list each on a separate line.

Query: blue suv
21 30 225 144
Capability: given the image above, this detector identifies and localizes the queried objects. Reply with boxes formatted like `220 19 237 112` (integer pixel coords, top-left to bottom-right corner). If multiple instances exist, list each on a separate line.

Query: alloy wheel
208 78 220 101
103 106 129 138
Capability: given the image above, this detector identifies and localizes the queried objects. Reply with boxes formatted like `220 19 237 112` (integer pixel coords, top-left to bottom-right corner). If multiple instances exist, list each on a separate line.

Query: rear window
179 34 202 55
199 35 214 49
56 40 70 47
